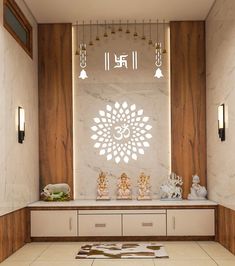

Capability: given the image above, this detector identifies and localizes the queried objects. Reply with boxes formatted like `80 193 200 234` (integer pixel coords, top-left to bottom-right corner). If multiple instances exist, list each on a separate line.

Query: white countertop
28 199 218 207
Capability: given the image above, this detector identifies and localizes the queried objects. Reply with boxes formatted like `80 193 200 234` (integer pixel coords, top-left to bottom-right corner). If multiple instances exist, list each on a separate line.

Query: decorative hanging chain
79 44 87 68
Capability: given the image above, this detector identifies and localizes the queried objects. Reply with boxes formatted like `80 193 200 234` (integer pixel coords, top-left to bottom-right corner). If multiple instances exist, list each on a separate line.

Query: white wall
0 0 39 215
73 24 170 199
206 0 235 208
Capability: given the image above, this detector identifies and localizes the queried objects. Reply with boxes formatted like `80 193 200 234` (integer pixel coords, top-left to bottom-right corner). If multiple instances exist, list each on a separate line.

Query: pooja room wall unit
2 0 235 263
31 19 213 242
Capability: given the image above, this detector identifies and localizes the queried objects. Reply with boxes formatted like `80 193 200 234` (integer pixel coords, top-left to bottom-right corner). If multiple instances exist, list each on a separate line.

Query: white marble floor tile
198 242 235 259
216 259 235 266
163 242 210 259
153 259 217 266
92 259 155 266
0 262 31 266
31 260 94 266
36 244 83 261
5 243 50 262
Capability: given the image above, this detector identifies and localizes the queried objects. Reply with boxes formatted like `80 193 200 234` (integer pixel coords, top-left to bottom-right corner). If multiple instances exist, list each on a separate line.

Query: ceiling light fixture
104 20 108 37
75 21 79 55
118 19 122 32
133 20 138 38
96 20 100 41
111 20 115 34
89 20 93 45
141 19 146 40
148 19 152 45
126 20 130 34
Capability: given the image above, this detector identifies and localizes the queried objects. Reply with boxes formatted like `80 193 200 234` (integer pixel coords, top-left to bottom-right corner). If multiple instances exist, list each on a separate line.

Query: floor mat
76 243 169 259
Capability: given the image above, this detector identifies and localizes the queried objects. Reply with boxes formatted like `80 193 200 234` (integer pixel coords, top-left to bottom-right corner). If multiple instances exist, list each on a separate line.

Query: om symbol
113 124 130 141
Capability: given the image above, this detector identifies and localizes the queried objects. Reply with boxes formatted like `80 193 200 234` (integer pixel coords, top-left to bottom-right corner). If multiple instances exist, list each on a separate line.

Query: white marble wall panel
206 0 235 207
0 0 39 215
73 24 170 199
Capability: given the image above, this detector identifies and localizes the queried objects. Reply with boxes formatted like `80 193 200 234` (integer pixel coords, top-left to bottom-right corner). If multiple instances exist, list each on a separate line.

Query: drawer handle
142 222 153 227
95 223 106 228
69 217 72 231
172 216 176 230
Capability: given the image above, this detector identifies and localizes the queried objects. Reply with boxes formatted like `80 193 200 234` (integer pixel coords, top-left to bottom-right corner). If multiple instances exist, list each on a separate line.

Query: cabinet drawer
123 214 166 236
78 214 122 236
167 209 215 236
31 210 77 237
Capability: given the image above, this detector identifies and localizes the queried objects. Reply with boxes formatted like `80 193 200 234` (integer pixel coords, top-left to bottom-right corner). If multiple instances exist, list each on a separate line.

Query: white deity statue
117 173 132 200
137 173 151 200
188 175 207 200
160 172 183 200
96 172 110 200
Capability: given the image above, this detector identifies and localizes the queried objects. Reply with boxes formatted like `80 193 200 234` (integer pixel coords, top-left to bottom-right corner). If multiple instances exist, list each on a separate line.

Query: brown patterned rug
76 243 169 259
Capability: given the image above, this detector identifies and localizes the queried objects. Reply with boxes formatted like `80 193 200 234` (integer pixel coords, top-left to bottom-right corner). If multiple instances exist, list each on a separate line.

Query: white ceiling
24 0 215 24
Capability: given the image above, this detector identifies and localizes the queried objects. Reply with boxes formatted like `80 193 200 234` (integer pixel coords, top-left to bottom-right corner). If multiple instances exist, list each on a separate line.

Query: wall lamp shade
18 107 25 143
218 104 225 141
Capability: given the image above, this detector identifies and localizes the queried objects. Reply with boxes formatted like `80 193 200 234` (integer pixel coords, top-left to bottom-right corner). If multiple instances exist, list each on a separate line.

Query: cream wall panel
73 24 170 200
206 0 235 208
0 0 39 216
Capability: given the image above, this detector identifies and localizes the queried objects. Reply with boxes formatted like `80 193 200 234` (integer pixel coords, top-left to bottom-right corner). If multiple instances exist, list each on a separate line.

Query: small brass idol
96 171 110 200
117 173 132 200
137 173 151 200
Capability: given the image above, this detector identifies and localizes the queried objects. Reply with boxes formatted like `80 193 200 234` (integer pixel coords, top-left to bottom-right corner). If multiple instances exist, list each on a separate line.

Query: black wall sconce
218 103 225 141
18 106 25 143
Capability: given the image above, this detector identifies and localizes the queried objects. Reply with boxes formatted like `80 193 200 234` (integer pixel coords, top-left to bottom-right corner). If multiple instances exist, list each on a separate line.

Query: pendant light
141 19 146 40
111 20 115 34
82 20 86 51
104 20 108 37
133 20 138 37
126 20 130 34
148 19 152 45
89 20 93 46
156 19 160 49
96 20 100 41
118 20 122 32
75 21 79 55
163 19 167 53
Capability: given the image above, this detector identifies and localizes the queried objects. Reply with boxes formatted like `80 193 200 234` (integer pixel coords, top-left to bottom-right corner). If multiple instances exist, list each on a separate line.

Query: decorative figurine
41 183 71 201
188 175 207 200
160 172 183 200
117 172 132 200
96 171 110 200
137 172 151 200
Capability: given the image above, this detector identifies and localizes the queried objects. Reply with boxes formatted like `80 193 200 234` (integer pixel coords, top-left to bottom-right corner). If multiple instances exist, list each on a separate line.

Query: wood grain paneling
218 205 235 255
38 24 73 198
0 208 30 262
170 21 206 198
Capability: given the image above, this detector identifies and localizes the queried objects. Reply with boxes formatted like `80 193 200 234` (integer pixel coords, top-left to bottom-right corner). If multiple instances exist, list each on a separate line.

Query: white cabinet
29 205 216 238
123 214 166 236
31 210 77 237
167 209 215 236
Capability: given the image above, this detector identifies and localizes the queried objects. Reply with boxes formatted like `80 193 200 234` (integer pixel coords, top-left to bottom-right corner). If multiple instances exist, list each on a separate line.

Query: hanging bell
79 69 88 80
154 68 163 79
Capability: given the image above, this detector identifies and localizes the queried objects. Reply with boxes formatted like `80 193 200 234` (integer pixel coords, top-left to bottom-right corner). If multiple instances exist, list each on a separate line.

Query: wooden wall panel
0 208 30 262
218 205 235 255
170 21 206 198
38 24 73 197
